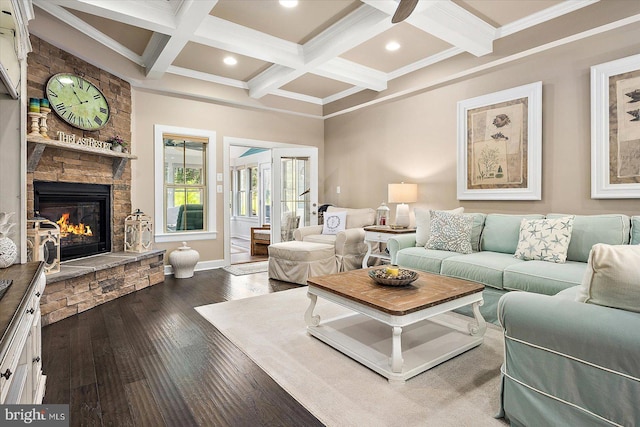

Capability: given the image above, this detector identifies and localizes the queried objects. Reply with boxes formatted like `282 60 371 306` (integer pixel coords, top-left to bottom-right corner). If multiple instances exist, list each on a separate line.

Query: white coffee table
305 268 486 383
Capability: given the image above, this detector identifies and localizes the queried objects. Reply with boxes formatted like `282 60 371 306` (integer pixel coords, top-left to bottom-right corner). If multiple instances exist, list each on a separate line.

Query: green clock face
46 73 110 131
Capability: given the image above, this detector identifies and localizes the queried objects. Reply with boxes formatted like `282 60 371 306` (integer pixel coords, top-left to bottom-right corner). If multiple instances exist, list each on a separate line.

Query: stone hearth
41 250 165 326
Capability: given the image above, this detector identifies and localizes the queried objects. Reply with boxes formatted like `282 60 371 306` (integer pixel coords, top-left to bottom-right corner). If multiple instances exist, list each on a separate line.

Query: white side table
362 226 416 268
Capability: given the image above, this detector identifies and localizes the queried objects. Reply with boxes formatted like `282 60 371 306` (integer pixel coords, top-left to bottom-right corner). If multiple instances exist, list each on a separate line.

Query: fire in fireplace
57 213 94 237
34 181 111 261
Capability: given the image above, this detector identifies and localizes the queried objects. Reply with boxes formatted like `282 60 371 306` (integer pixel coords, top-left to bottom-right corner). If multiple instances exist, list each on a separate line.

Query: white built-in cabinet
0 262 47 404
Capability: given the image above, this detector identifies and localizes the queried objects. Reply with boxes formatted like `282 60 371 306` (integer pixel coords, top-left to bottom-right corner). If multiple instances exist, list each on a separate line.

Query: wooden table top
307 268 484 316
363 226 416 234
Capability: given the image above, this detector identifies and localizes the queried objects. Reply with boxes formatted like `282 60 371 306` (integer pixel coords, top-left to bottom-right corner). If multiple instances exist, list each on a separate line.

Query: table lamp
388 182 417 228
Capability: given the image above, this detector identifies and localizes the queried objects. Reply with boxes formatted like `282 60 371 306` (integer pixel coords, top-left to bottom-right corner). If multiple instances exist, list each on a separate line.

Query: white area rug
196 287 507 427
223 261 269 275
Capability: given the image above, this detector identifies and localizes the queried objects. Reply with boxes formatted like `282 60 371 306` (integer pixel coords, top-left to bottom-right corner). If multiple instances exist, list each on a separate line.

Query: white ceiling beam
167 65 248 89
144 0 218 79
407 1 495 56
313 58 387 92
363 0 495 57
496 0 599 38
37 0 177 34
33 1 144 65
249 4 392 99
193 16 303 69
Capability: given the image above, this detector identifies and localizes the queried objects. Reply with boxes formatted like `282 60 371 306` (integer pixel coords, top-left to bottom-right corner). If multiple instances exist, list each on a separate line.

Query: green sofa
497 237 640 426
388 213 634 296
390 214 640 425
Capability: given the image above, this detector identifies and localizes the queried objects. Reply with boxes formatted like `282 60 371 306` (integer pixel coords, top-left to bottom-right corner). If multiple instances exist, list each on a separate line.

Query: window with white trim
154 125 216 243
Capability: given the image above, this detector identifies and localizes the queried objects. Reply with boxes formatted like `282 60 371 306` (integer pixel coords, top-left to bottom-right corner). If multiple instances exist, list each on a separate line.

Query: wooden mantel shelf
27 135 137 179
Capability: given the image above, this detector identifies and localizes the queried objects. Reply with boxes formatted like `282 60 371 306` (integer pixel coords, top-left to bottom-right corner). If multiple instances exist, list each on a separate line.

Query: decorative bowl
368 268 418 287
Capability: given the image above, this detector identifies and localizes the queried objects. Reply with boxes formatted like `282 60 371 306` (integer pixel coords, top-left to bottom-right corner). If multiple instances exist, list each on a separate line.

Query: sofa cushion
426 210 473 254
414 207 464 247
546 213 630 262
322 210 346 235
575 243 640 313
481 214 545 254
396 247 460 274
504 261 587 295
631 216 640 245
465 213 487 253
514 216 574 263
441 252 525 290
302 234 336 245
327 206 375 229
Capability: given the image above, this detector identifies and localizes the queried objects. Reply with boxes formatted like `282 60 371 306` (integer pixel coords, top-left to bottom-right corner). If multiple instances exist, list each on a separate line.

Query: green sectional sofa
388 213 634 297
498 240 640 426
390 213 640 425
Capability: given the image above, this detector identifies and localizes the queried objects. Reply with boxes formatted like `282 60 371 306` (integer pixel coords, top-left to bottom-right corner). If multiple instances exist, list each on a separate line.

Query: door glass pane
280 157 310 241
262 166 271 225
250 166 258 217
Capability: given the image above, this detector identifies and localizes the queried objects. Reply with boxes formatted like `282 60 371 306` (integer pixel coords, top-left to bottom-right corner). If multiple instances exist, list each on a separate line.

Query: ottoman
268 241 337 285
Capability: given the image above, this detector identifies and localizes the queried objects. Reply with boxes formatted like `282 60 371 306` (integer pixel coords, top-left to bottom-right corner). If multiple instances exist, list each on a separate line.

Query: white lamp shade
388 183 417 227
388 183 417 203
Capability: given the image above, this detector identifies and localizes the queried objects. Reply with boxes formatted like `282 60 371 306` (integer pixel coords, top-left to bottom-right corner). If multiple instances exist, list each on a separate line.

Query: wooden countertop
0 262 44 362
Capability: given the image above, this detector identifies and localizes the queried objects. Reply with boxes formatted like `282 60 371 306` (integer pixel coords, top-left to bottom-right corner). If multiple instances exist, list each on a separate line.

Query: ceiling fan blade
391 0 419 24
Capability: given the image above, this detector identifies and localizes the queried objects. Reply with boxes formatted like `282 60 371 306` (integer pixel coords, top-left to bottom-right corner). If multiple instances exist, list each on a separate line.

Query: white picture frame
457 81 542 200
591 53 640 199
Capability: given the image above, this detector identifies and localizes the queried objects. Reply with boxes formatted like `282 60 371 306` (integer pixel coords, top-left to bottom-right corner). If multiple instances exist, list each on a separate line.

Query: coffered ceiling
26 0 640 117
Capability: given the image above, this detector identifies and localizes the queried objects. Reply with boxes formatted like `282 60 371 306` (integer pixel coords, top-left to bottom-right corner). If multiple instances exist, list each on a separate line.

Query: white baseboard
164 259 226 276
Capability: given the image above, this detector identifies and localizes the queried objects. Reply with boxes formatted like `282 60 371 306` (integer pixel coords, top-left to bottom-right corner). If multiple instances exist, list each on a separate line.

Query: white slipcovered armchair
293 206 375 271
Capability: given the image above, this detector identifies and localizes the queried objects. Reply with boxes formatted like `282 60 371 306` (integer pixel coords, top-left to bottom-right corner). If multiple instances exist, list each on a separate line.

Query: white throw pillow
513 216 574 263
414 207 464 247
327 206 375 229
322 211 346 235
575 244 640 313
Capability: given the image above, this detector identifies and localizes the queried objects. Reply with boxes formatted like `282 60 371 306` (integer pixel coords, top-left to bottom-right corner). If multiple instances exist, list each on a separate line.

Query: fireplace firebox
34 181 111 261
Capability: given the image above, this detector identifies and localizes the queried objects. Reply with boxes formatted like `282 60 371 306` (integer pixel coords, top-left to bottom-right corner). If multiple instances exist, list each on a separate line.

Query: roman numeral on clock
94 116 103 126
55 103 65 111
93 94 101 100
100 107 107 114
48 89 58 98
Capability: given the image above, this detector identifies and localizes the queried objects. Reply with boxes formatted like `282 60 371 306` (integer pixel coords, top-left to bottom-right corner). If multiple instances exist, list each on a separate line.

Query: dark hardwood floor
42 268 324 427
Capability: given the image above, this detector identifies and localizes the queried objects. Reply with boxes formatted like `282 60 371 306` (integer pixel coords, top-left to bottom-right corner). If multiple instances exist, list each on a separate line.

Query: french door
271 147 318 243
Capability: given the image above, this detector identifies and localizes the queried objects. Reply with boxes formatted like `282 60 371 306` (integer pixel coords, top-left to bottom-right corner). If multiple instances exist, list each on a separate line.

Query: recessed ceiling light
223 56 237 66
279 0 298 8
386 41 401 51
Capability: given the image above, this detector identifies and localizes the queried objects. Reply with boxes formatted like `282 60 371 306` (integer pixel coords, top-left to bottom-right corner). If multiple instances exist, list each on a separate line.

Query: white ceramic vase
0 237 18 268
168 241 199 279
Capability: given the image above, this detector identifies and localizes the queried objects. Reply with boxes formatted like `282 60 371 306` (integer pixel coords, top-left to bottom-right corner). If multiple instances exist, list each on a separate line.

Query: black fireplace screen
34 181 111 261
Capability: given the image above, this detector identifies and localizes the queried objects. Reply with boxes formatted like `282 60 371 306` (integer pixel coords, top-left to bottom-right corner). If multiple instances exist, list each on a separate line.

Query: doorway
223 137 318 266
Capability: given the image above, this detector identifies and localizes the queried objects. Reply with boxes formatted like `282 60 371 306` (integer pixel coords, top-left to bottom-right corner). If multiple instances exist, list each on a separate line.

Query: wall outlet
216 173 223 182
336 186 341 194
216 185 223 193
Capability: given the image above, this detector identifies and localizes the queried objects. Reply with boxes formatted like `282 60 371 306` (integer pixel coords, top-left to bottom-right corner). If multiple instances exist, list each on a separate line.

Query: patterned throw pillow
426 210 473 254
414 207 464 247
322 211 346 235
514 216 575 263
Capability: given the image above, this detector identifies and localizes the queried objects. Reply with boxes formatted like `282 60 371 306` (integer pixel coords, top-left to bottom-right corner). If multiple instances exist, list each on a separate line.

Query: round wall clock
45 73 110 131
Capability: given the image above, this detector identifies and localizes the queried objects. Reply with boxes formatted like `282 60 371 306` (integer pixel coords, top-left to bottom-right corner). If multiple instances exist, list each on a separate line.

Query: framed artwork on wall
457 81 542 200
591 53 640 199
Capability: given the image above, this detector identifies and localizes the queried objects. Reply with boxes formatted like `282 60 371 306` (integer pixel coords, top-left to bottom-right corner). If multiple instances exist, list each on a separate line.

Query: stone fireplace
27 36 164 326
